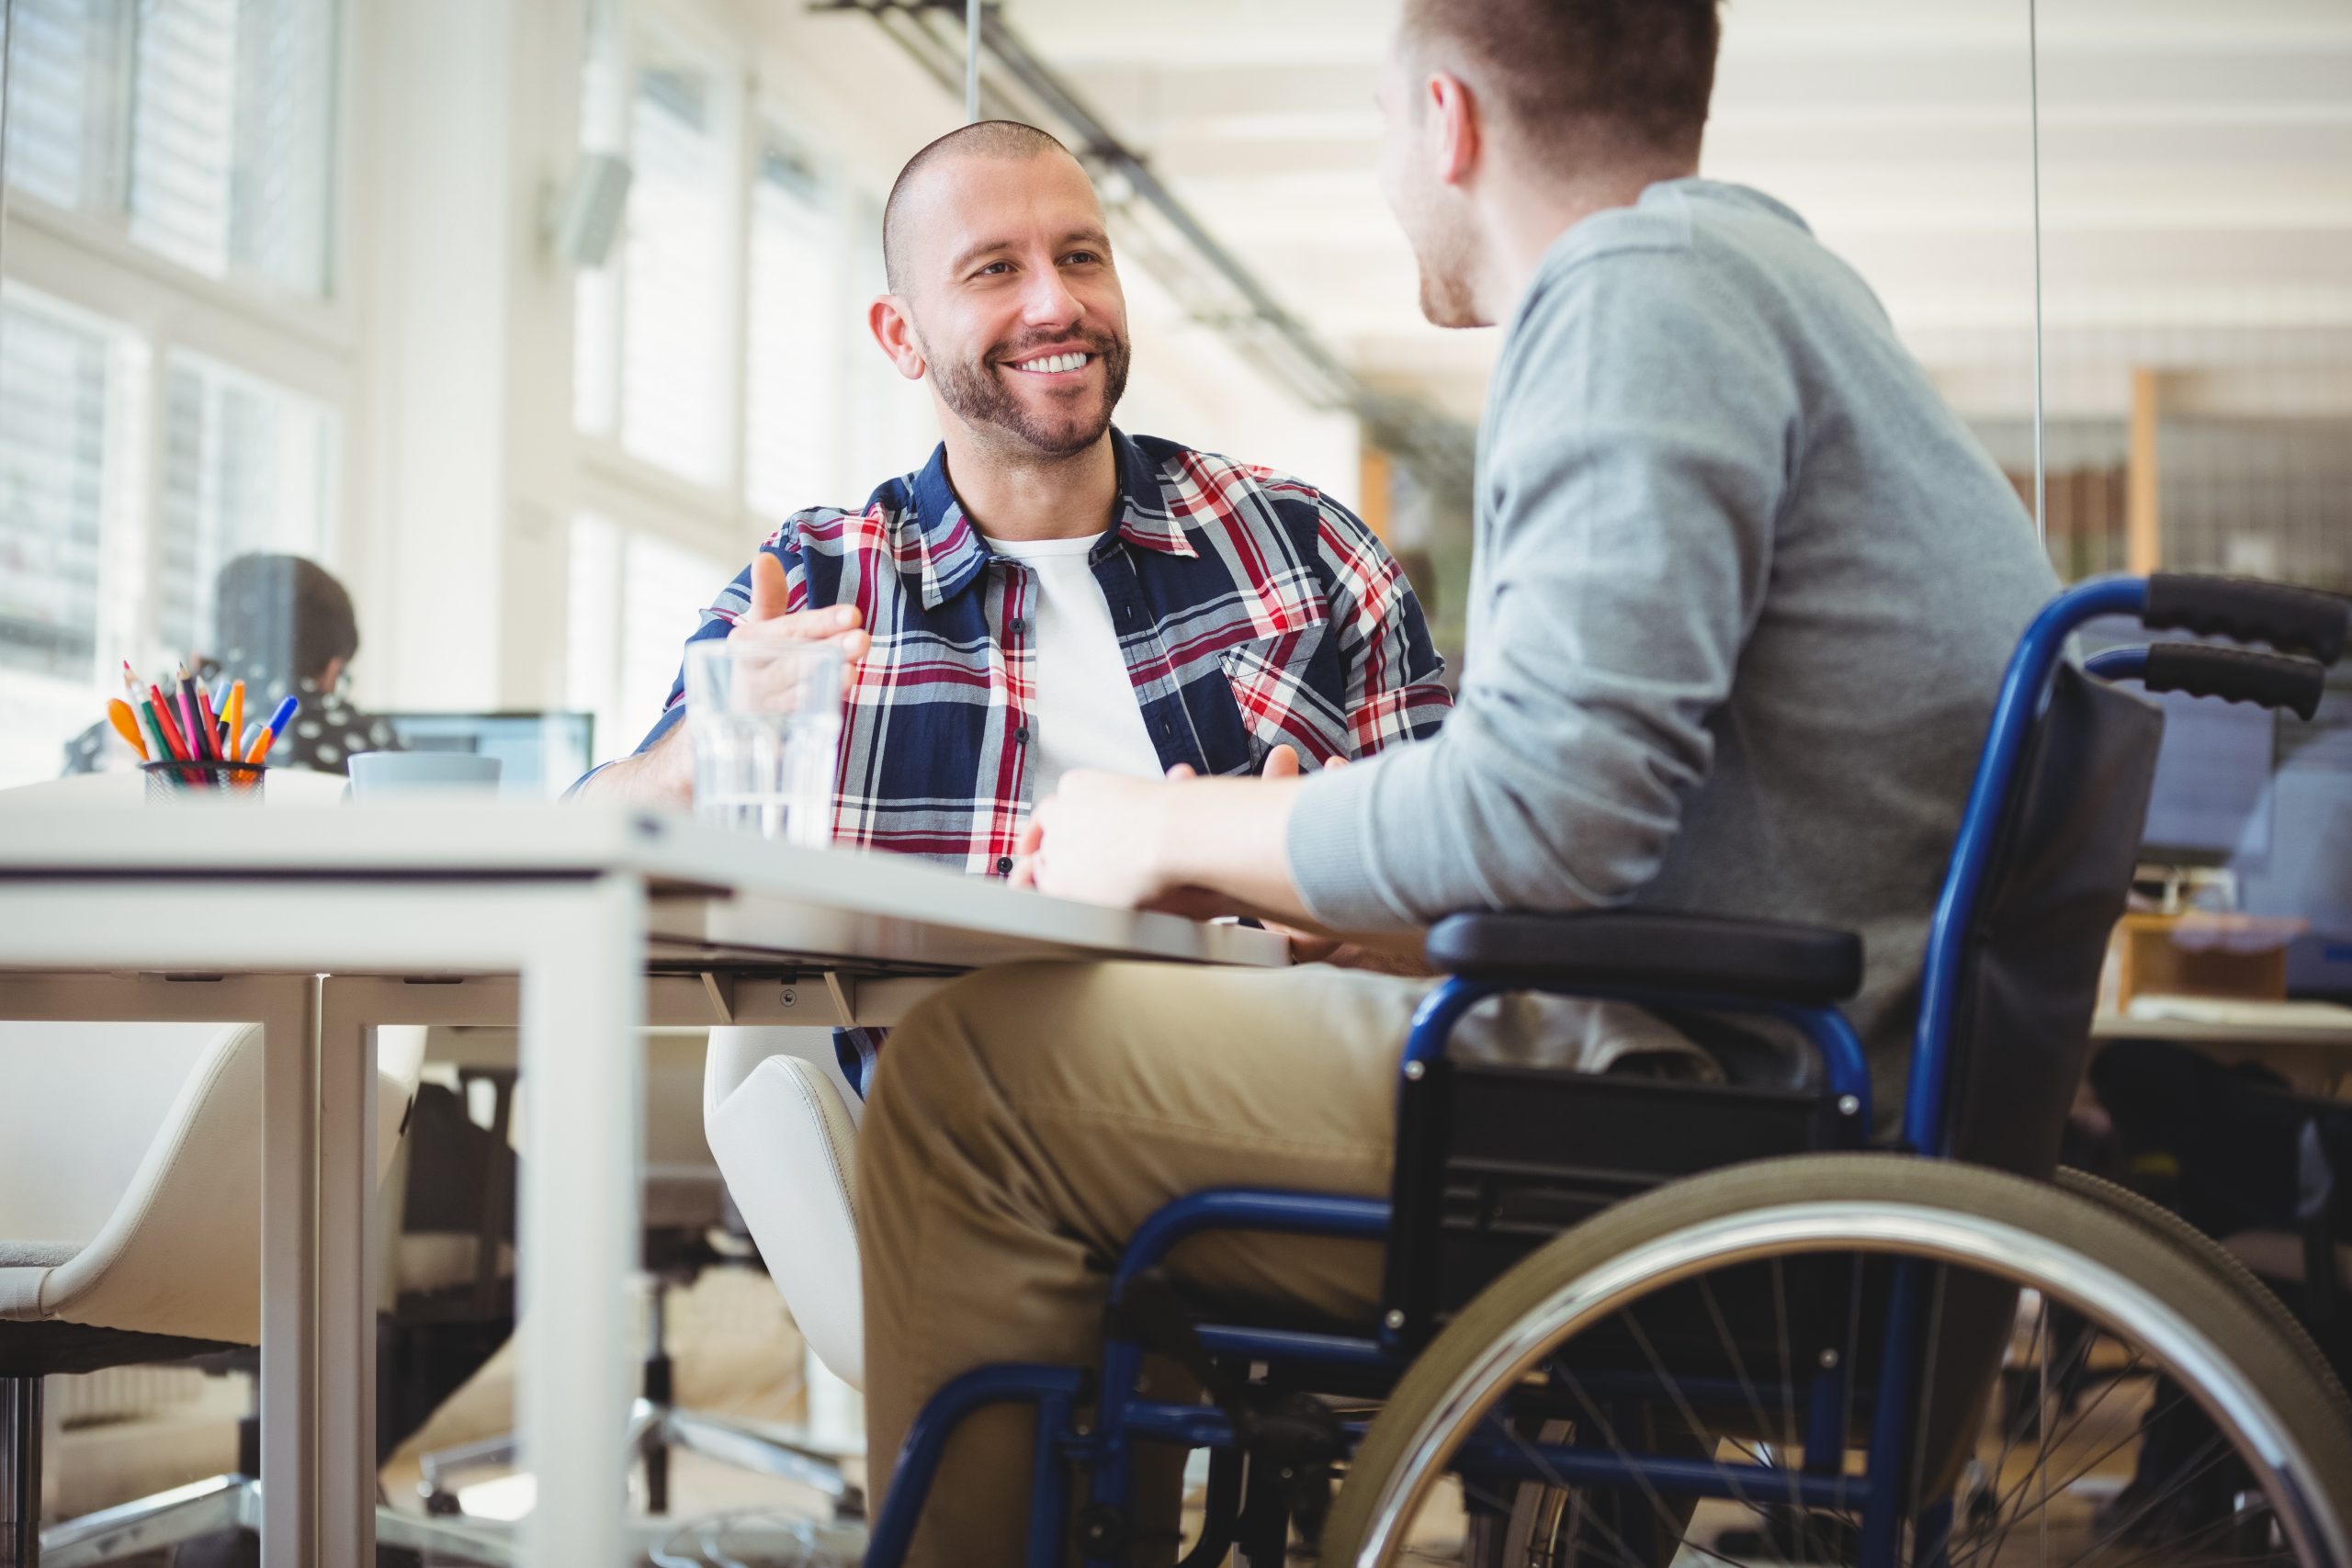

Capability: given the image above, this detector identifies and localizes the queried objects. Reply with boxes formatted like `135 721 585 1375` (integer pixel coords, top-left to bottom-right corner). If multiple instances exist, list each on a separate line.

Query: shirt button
1014 725 1031 744
996 856 1014 874
1008 617 1026 634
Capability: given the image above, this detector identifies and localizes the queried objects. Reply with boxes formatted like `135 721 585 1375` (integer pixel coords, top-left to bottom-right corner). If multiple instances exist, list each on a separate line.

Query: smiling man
579 120 1448 1088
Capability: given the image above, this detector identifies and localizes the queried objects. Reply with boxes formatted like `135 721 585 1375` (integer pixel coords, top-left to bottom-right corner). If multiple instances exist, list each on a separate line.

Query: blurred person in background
62 552 403 777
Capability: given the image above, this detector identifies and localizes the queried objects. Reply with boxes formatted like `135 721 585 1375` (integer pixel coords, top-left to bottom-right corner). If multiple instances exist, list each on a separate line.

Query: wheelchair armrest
1423 909 1865 1007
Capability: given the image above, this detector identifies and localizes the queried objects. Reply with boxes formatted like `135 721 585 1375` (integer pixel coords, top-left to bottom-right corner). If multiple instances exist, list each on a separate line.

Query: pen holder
143 759 267 800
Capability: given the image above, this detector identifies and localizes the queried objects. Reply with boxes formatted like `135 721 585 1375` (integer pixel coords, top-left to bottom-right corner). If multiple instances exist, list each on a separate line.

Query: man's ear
1426 70 1481 188
868 295 927 382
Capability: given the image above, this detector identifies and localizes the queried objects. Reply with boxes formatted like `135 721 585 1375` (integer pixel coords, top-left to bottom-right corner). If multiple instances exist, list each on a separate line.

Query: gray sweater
1286 180 2058 1089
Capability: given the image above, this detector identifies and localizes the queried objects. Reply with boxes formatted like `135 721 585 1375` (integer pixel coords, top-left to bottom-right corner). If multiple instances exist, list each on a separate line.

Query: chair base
417 1397 863 1523
36 1474 517 1568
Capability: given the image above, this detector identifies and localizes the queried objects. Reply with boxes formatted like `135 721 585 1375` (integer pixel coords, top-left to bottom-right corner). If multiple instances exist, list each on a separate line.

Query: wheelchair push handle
2143 572 2348 665
2143 643 2329 722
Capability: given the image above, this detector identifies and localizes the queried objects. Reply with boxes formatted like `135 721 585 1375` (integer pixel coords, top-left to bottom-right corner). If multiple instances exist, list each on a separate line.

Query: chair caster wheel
421 1486 465 1517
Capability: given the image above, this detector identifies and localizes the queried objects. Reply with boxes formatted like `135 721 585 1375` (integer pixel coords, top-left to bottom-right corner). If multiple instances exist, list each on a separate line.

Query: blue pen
245 694 300 763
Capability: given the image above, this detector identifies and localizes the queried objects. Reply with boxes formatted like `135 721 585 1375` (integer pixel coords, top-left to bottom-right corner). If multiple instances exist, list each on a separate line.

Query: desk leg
258 978 320 1568
517 874 646 1568
317 979 380 1566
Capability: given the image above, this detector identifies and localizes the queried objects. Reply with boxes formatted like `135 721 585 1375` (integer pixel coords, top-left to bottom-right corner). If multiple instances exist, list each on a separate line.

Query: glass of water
684 637 845 845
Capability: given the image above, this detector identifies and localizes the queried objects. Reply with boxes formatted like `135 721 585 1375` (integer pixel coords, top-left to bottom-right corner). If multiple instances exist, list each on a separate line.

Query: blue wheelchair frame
863 574 2331 1568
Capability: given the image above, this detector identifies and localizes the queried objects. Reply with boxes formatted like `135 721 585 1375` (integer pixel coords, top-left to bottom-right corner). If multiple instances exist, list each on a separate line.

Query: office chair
0 1018 525 1566
413 1031 860 1529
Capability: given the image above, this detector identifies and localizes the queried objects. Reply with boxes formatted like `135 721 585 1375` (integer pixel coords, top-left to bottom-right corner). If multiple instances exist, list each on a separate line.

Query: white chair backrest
0 1016 426 1342
703 1031 865 1388
0 1022 223 1244
702 1027 862 1128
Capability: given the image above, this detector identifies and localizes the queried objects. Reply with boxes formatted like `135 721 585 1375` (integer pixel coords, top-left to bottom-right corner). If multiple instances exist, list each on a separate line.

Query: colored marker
224 681 244 761
175 665 209 761
197 689 222 762
107 699 150 760
247 694 300 764
138 700 175 766
148 684 191 761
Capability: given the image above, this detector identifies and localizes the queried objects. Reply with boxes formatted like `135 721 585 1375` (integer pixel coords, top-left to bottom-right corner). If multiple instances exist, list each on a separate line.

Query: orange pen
225 681 244 761
107 699 150 760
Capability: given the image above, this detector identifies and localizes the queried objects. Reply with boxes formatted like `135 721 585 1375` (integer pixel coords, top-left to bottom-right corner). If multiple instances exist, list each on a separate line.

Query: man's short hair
881 120 1075 293
1401 0 1721 163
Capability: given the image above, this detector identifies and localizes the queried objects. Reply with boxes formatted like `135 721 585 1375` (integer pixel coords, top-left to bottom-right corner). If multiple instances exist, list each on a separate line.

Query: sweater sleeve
1284 243 1798 931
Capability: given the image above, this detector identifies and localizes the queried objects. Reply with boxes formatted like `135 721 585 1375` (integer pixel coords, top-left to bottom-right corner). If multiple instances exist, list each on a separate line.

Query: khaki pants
858 959 1431 1567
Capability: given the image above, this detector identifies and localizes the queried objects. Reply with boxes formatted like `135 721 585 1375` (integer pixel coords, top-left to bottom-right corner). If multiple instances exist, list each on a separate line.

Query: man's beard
925 324 1131 457
1418 261 1480 330
1404 203 1483 329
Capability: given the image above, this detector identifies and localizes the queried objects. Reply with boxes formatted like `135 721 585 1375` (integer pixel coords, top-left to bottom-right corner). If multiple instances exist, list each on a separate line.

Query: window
4 0 340 298
574 27 740 489
1 0 123 214
567 513 730 761
155 353 335 658
0 291 114 685
0 0 345 785
743 134 842 520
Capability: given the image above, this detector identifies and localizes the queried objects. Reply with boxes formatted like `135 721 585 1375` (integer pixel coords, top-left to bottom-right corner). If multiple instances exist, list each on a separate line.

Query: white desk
0 803 1284 1566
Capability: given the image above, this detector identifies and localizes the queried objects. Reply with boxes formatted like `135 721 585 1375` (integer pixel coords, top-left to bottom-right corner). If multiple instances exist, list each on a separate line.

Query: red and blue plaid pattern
637 428 1450 872
634 429 1450 1093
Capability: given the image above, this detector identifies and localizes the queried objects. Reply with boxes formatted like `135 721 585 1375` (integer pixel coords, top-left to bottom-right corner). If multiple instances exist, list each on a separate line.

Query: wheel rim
1347 1199 2351 1568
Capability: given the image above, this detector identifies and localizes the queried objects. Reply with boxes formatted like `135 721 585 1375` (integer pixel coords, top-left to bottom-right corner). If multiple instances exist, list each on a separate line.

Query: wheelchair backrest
1934 660 2163 1179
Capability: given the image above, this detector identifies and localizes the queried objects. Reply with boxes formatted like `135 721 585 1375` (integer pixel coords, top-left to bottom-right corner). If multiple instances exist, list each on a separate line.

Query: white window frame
0 0 362 690
571 1 758 570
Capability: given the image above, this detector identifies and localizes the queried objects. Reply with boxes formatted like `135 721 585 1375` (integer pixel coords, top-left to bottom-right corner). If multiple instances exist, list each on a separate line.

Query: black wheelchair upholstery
1424 909 1864 1005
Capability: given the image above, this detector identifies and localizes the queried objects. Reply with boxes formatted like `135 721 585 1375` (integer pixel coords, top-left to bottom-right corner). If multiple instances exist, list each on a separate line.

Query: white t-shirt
982 533 1165 803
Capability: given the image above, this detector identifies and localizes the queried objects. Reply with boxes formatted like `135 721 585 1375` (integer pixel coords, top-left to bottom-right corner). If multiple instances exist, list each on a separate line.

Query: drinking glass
683 638 844 845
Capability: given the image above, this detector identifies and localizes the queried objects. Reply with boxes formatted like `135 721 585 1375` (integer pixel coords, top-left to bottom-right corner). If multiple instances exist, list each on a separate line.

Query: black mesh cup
142 759 267 799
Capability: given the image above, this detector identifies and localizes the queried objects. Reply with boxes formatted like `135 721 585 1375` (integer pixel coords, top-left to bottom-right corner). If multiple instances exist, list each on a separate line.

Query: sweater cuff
1283 761 1414 932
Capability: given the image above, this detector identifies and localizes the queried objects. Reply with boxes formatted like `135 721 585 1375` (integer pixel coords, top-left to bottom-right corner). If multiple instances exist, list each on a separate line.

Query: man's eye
1062 251 1101 266
976 261 1012 277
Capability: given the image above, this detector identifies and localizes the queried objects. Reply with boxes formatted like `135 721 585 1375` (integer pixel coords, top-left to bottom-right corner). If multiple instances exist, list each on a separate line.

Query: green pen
137 698 180 785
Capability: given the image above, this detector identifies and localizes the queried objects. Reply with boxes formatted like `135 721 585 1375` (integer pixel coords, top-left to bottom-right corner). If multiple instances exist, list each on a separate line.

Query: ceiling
948 0 2352 424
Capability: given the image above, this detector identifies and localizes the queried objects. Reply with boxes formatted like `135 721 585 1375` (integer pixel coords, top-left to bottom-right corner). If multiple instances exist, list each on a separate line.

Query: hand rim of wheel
1340 1195 2350 1568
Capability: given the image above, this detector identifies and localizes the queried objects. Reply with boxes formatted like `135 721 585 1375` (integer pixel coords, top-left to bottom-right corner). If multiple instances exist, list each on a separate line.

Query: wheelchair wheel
1324 1154 2352 1568
2051 1166 2349 1406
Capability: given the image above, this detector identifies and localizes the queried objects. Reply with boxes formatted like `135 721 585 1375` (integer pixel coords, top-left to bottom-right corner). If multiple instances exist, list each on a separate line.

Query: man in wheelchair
853 1 2352 1562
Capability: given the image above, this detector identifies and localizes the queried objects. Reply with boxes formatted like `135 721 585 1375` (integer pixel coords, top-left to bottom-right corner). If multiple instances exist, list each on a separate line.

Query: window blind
155 351 335 659
0 293 110 682
616 57 731 487
743 136 841 519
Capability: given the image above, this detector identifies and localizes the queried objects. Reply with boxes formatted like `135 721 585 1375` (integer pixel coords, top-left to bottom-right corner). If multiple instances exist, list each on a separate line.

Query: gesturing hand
731 550 872 662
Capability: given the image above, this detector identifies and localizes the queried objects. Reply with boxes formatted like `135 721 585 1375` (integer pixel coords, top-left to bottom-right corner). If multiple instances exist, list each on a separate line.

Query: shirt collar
901 428 1197 608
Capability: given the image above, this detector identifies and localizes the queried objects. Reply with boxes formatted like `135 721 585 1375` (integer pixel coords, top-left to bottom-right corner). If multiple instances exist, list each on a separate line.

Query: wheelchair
865 572 2352 1568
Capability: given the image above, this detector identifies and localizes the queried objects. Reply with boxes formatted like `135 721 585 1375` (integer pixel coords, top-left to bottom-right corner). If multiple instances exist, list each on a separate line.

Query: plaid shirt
636 428 1451 1086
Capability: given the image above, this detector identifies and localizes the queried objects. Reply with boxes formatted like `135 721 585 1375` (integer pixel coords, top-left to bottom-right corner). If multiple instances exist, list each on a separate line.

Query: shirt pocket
1216 615 1349 769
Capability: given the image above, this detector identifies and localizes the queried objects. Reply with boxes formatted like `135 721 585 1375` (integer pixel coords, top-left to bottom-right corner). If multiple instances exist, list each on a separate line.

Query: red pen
196 689 223 762
149 684 191 761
